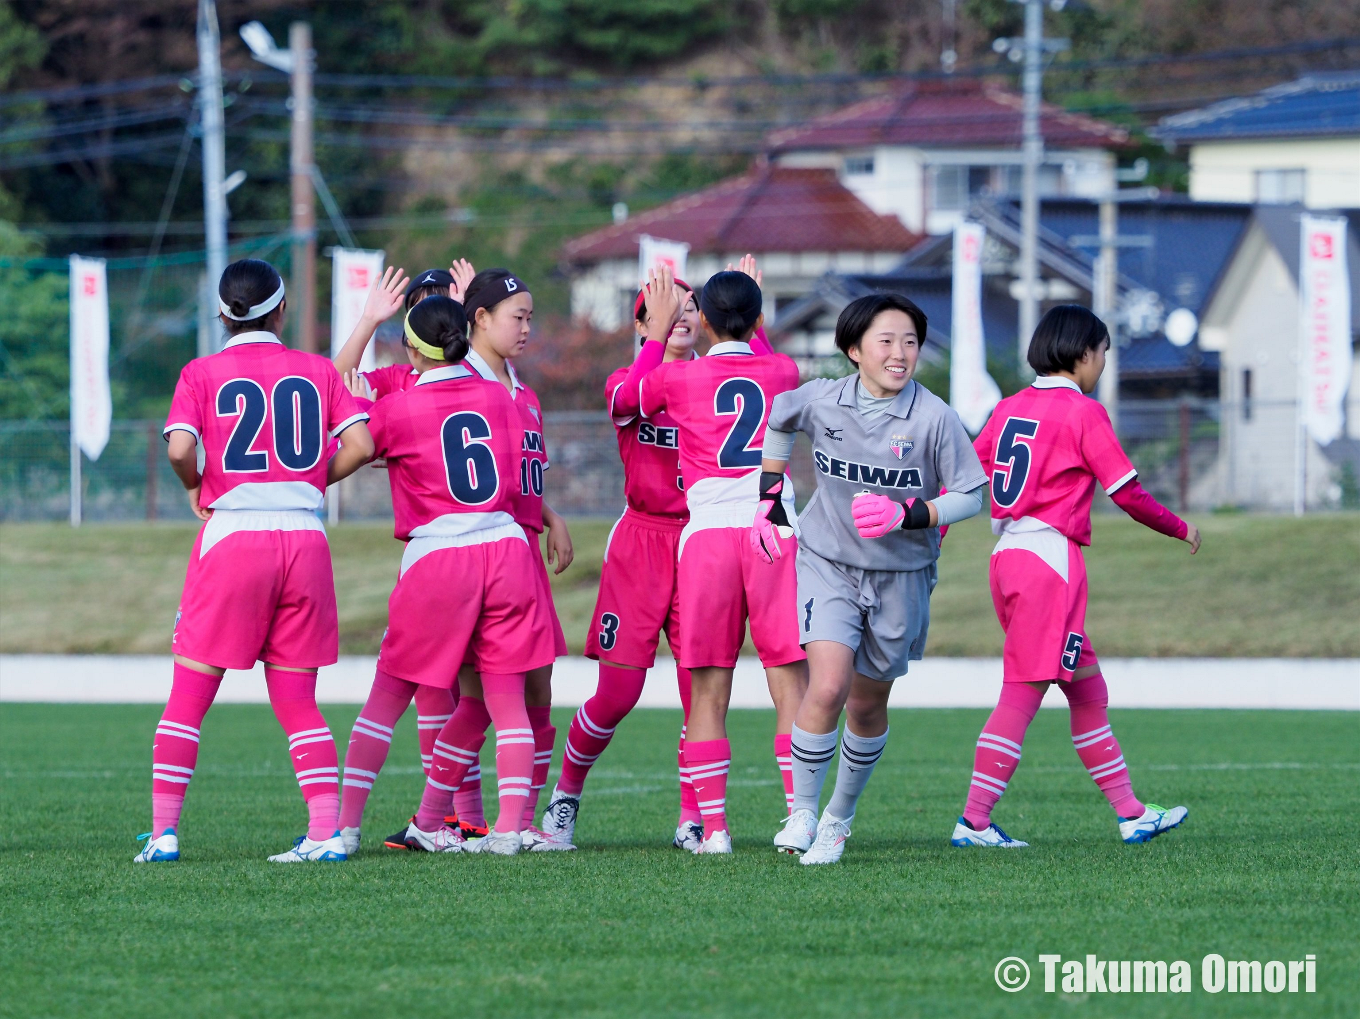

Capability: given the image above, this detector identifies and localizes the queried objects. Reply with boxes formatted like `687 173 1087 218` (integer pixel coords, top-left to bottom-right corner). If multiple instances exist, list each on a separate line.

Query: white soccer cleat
464 829 522 855
1119 803 1188 844
950 817 1029 848
800 812 852 865
340 826 361 857
405 823 465 853
539 787 580 845
133 829 180 863
697 829 733 855
521 826 576 852
267 832 348 862
773 808 818 854
672 821 704 853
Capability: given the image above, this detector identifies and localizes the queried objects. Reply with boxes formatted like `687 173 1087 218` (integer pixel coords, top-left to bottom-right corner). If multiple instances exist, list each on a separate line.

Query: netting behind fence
4 398 1357 523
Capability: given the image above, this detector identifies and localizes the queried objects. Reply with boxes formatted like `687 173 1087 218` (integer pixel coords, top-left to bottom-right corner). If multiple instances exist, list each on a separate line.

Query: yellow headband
404 312 447 362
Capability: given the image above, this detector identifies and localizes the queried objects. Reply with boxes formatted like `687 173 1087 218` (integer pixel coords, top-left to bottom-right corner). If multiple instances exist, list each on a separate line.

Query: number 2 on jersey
991 417 1040 508
441 412 499 505
714 377 766 469
217 376 322 473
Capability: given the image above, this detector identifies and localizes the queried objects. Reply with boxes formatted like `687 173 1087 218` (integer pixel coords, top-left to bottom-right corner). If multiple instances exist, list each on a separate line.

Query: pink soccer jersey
365 364 524 541
361 363 418 398
974 376 1136 547
163 331 367 510
639 340 800 504
606 365 686 519
512 382 548 534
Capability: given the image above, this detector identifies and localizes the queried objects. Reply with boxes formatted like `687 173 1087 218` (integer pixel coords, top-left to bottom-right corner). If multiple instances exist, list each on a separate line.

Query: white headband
219 279 285 321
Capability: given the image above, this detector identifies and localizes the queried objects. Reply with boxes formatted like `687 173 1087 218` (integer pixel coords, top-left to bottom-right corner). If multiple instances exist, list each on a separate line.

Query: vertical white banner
1298 216 1352 446
638 235 689 286
950 222 1002 433
331 247 386 372
69 255 112 461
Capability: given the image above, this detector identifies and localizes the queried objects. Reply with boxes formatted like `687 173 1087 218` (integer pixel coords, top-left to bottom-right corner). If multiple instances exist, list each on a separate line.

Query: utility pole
196 0 227 352
289 22 317 353
1094 198 1118 425
995 1 1068 375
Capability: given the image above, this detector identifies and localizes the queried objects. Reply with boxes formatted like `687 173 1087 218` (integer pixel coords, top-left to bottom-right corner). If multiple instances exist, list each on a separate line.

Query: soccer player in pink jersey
951 305 1199 849
337 296 555 856
135 259 374 864
410 268 577 852
637 265 809 854
536 270 705 850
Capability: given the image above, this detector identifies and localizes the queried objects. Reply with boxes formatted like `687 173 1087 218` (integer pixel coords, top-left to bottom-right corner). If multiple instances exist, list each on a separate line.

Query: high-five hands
362 265 409 325
448 258 476 304
642 264 684 340
725 253 762 288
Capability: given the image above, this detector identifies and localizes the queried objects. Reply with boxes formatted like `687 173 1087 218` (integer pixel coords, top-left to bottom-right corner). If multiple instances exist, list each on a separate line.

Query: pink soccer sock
1060 672 1144 818
684 738 732 837
452 695 490 827
415 694 488 831
265 666 340 841
151 663 222 835
483 673 533 834
339 669 418 830
413 683 456 777
676 666 701 825
522 705 557 827
963 681 1048 831
774 732 794 815
558 664 647 796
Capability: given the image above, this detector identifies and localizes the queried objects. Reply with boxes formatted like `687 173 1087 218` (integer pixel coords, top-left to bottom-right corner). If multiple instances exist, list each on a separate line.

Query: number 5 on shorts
598 612 620 651
1061 632 1084 672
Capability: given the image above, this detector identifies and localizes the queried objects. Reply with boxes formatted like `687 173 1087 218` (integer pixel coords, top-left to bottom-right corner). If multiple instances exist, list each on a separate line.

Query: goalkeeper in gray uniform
751 293 988 864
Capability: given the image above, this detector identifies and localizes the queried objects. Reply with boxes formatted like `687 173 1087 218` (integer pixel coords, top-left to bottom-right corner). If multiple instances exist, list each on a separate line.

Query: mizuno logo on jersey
814 449 922 489
522 430 545 454
637 422 679 449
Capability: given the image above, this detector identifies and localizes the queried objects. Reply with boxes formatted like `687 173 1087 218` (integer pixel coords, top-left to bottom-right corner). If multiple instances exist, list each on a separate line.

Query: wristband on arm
899 497 931 530
758 472 792 531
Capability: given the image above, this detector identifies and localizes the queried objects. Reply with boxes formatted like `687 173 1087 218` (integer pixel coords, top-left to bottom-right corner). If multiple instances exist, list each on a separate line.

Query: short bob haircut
1026 304 1110 375
833 293 928 357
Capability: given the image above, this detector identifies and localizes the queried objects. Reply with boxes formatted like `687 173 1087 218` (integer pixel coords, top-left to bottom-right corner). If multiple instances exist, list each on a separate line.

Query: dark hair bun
699 271 763 340
218 258 284 332
407 295 470 364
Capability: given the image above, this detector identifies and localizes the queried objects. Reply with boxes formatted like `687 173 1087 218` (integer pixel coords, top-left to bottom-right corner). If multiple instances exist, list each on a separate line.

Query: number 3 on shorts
598 612 620 651
1061 631 1084 672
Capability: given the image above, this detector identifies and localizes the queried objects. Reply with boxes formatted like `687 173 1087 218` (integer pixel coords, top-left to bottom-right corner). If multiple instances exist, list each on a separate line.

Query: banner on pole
950 222 1002 434
638 235 689 286
331 247 386 372
69 255 111 461
1298 215 1352 446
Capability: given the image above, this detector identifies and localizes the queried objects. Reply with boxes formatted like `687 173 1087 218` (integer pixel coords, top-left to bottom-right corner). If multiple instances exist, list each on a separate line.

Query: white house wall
1188 138 1360 208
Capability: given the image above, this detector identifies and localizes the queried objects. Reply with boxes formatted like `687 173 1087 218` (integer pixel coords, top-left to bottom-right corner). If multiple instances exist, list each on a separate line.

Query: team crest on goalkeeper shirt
890 436 913 460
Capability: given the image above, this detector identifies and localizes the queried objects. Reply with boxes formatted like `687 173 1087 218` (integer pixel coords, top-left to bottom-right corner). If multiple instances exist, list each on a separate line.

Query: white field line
2 655 1357 708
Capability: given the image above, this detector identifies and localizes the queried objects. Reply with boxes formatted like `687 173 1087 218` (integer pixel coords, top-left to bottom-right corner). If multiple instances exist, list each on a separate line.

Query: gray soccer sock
826 726 889 822
790 724 838 815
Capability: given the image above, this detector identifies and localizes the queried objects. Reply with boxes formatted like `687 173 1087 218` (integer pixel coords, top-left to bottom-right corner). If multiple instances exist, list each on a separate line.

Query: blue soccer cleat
1118 803 1188 844
133 829 180 863
951 817 1029 848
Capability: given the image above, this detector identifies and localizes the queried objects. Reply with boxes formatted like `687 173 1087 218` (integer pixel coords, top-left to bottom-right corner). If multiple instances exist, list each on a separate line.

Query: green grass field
2 512 1358 656
0 704 1355 1017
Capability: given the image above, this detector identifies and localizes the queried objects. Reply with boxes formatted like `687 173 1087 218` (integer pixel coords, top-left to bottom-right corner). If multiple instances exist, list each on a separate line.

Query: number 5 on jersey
991 417 1040 508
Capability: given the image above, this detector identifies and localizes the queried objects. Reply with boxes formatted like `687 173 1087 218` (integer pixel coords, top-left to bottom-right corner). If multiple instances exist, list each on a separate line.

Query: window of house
1242 368 1253 422
1256 169 1306 204
929 165 968 210
843 155 874 176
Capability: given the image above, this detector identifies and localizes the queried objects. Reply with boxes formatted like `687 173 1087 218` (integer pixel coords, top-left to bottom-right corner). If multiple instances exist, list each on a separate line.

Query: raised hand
449 258 476 304
362 265 409 325
725 253 762 288
642 264 683 340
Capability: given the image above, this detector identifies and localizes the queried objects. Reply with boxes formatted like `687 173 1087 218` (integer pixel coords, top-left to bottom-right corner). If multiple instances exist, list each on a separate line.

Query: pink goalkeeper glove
751 499 785 563
852 493 907 538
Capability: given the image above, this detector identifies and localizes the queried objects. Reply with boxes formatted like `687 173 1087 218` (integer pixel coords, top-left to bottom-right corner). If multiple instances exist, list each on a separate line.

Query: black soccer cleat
383 816 418 850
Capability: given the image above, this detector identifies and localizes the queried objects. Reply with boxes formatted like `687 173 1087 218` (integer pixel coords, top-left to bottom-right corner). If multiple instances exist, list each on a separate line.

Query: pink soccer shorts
173 526 338 671
677 526 806 670
527 532 569 659
585 510 684 668
990 540 1099 684
378 537 556 687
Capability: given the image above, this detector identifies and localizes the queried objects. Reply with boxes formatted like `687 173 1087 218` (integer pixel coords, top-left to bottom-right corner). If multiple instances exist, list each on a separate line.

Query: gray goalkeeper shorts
795 544 937 682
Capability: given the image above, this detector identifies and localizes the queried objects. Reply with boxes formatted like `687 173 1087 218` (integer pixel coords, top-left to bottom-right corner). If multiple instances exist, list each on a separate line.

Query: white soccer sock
826 726 888 822
790 724 838 815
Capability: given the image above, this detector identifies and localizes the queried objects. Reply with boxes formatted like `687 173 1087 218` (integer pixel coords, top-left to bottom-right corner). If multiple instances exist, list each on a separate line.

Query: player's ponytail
218 259 286 333
406 296 470 364
699 271 762 341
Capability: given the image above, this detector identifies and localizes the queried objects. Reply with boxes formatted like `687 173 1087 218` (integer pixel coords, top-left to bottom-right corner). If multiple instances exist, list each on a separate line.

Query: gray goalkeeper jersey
767 376 986 571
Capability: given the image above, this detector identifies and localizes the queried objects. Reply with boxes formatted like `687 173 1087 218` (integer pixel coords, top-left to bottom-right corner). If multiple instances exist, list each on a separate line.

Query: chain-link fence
4 398 1357 523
